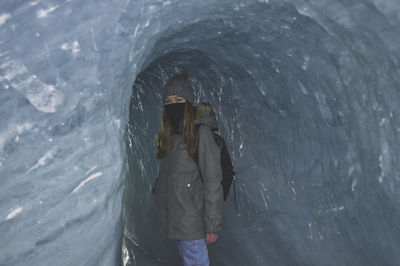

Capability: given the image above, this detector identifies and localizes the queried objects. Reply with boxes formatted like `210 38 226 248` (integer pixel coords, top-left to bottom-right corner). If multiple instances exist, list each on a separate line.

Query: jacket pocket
184 177 203 217
170 176 203 218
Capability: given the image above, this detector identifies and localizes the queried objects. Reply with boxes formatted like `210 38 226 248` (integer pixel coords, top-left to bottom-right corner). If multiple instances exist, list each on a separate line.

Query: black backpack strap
212 133 223 151
213 133 236 207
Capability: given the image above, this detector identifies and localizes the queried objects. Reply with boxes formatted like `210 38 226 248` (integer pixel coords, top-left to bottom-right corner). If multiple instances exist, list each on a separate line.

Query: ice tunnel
1 0 400 265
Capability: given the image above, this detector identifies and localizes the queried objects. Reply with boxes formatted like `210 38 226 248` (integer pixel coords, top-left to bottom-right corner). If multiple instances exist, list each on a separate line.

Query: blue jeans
176 238 209 266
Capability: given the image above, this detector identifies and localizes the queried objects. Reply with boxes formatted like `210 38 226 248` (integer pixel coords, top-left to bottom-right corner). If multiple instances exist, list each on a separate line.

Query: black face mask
165 103 185 134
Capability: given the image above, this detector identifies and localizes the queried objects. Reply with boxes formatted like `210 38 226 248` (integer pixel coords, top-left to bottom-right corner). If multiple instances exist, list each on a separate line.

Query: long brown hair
155 101 198 159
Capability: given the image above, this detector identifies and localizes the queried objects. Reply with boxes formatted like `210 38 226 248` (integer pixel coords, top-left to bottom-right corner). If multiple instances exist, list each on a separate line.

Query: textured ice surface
1 0 400 265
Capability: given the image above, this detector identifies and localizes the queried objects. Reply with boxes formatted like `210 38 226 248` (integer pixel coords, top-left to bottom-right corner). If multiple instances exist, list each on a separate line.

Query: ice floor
1 0 400 265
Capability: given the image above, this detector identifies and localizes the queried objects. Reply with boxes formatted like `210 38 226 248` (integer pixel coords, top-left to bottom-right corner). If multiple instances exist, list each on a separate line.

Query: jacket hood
195 112 218 130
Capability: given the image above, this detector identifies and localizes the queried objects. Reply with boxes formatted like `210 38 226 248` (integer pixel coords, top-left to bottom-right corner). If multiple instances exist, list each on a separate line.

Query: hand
206 233 218 244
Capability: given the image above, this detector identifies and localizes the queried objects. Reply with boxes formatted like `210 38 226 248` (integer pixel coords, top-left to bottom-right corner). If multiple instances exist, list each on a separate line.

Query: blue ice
1 0 400 265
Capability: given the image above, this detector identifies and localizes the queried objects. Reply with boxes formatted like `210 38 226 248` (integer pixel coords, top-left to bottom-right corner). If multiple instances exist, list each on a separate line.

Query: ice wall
1 0 400 265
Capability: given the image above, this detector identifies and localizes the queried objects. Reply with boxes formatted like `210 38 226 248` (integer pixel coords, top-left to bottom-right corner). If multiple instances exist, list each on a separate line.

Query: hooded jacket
154 116 224 241
196 111 235 201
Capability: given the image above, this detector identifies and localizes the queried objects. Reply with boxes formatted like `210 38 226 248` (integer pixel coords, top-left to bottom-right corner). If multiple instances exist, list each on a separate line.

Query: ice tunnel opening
120 9 355 266
118 2 400 265
119 17 330 264
121 47 242 265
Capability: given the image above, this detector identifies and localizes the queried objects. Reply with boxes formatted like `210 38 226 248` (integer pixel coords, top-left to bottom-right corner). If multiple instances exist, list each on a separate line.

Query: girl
153 68 224 266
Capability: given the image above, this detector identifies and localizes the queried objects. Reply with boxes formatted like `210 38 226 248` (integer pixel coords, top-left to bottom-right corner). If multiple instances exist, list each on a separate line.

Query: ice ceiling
1 0 400 265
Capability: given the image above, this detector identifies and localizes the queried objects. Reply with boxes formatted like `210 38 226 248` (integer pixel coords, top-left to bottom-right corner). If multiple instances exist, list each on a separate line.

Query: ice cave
1 0 400 265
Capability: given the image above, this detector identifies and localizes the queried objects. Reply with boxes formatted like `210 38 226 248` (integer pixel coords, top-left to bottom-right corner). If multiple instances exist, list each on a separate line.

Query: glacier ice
1 0 400 265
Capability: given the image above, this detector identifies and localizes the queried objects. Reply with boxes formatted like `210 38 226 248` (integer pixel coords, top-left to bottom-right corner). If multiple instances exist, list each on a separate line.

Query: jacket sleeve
197 125 224 235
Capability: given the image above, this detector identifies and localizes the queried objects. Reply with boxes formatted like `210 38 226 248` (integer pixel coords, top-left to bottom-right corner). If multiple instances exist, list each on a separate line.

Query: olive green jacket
154 123 224 240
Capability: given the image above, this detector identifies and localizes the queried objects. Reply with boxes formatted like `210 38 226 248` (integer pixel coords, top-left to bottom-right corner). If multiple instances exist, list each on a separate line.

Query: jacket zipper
165 141 172 235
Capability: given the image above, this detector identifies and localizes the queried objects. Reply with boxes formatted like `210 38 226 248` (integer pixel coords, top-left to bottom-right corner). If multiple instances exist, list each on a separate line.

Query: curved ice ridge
1 0 400 265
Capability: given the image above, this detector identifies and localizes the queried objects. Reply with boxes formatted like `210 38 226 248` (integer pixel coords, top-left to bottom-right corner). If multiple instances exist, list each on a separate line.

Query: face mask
165 103 185 134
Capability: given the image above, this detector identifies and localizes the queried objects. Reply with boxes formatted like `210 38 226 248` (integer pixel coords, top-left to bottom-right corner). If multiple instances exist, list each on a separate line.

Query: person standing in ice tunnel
153 67 224 266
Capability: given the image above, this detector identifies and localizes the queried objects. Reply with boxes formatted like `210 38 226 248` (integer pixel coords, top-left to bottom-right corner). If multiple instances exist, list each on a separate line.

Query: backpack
212 133 236 203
